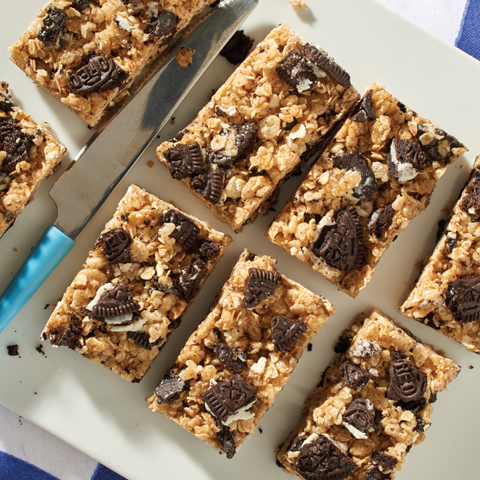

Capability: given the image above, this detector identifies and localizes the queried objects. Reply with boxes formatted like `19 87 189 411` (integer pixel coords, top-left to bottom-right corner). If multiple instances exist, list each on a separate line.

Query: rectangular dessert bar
266 83 467 297
9 0 216 127
156 24 360 232
276 308 460 480
146 249 334 457
0 81 66 238
43 184 232 382
400 155 480 354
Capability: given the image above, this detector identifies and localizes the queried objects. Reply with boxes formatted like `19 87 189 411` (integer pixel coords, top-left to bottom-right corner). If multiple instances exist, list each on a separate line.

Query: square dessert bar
146 249 334 457
401 155 480 354
277 308 460 480
0 81 66 238
43 184 232 382
9 0 216 127
156 24 360 232
266 83 467 297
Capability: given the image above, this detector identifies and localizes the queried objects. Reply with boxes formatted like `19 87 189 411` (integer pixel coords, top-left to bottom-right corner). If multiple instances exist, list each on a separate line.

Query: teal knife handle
0 225 75 333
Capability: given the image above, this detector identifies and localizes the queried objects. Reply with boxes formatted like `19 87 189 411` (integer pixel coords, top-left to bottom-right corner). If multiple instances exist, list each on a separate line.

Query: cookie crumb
170 117 175 125
469 365 474 369
307 343 313 352
289 0 308 9
7 345 19 356
147 160 154 168
36 344 45 356
176 47 195 67
220 30 254 65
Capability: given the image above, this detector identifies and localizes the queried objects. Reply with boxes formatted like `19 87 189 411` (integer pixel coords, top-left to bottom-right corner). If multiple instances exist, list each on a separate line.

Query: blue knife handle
0 225 75 333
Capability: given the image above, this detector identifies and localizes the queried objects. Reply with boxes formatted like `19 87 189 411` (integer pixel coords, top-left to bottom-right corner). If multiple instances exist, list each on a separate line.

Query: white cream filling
114 15 133 32
217 105 237 116
87 283 114 311
110 317 147 332
222 400 256 426
342 422 368 439
390 141 418 182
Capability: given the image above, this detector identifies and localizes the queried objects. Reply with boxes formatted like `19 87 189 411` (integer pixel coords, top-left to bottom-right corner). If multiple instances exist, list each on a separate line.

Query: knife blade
0 0 258 333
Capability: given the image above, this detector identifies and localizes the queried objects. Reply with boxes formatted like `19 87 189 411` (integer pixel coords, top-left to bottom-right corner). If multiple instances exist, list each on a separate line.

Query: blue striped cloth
1 1 479 479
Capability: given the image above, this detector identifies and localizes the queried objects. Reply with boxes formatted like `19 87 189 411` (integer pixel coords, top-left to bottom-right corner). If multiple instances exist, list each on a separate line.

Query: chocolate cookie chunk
213 343 246 374
351 90 376 122
295 434 359 480
154 375 186 404
444 275 480 323
220 30 254 65
127 331 160 350
68 56 128 95
339 359 371 388
90 284 139 319
301 43 351 89
50 328 79 350
190 170 223 204
7 345 19 356
371 452 398 472
343 398 374 435
174 258 207 301
199 240 221 260
164 142 204 180
368 205 395 240
147 10 179 41
0 92 14 113
333 152 378 200
71 0 91 10
161 209 199 250
0 118 32 174
276 49 317 93
241 268 281 309
387 352 427 403
365 466 390 480
416 123 464 162
101 228 132 264
217 426 236 459
38 7 68 46
311 206 367 272
387 138 426 182
460 169 480 217
201 374 256 423
271 315 307 352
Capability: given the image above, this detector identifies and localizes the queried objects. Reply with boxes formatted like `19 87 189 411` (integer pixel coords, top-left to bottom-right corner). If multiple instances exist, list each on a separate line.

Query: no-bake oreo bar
0 81 66 238
276 308 460 480
9 0 216 127
156 24 360 233
43 184 231 382
266 83 467 297
146 249 334 457
400 155 480 354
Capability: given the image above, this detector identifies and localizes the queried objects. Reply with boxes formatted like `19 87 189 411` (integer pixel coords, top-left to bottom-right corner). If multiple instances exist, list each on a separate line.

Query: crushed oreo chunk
445 231 459 254
365 466 390 480
164 142 204 179
90 284 139 319
71 0 91 10
7 345 19 356
70 313 83 335
387 351 427 403
147 10 179 42
334 331 354 354
154 375 186 403
460 172 480 217
276 49 317 93
333 152 378 200
444 275 480 323
152 277 181 296
241 268 280 309
351 90 376 122
301 43 351 88
127 331 160 350
190 169 223 204
416 123 463 162
68 56 128 95
38 7 68 46
101 228 132 263
295 434 359 480
213 343 246 374
50 328 79 350
201 374 256 423
371 452 398 472
0 118 32 174
311 205 367 272
271 315 307 352
199 240 221 260
173 259 207 302
343 398 374 435
161 209 199 250
220 30 255 65
0 92 14 113
217 426 236 459
368 205 395 240
387 138 426 182
339 359 371 388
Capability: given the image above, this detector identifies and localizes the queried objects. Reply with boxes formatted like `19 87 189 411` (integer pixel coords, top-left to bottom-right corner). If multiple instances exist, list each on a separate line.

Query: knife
0 0 258 333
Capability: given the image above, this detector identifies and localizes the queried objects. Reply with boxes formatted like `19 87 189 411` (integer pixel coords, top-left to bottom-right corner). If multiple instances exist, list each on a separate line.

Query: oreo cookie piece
220 30 254 65
387 351 427 403
90 284 139 319
71 0 91 10
276 49 317 93
460 168 480 217
217 426 236 459
241 268 281 309
199 240 221 260
174 258 207 302
190 169 224 204
368 205 395 240
50 328 79 350
301 43 351 89
38 7 68 46
333 152 378 200
7 345 19 356
365 466 390 480
127 331 161 350
351 90 376 123
0 92 15 113
387 138 426 182
213 343 246 374
371 451 398 472
154 375 186 404
339 359 371 388
295 434 359 480
164 142 204 180
201 374 256 424
311 205 367 272
271 315 307 352
444 275 480 323
68 56 128 95
343 398 374 436
147 10 179 42
161 209 199 250
101 228 132 264
0 118 32 174
416 123 464 162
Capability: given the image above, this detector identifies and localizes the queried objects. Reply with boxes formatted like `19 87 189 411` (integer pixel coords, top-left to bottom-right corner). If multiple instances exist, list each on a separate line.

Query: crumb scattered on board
176 47 195 67
147 160 155 168
290 0 308 9
7 345 19 356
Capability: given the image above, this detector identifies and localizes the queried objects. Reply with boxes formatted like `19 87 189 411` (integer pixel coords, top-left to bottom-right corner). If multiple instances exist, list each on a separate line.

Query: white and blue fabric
1 1 479 479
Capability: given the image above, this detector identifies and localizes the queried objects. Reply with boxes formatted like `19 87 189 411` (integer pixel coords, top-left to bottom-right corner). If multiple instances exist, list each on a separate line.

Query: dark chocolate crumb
307 343 313 352
220 30 255 65
36 345 45 356
7 345 19 356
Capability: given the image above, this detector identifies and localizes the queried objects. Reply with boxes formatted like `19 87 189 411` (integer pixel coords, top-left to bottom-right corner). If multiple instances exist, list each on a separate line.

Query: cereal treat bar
277 308 460 480
266 83 467 297
9 0 216 127
43 184 232 382
156 24 360 232
146 249 334 457
400 156 480 354
0 81 66 238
